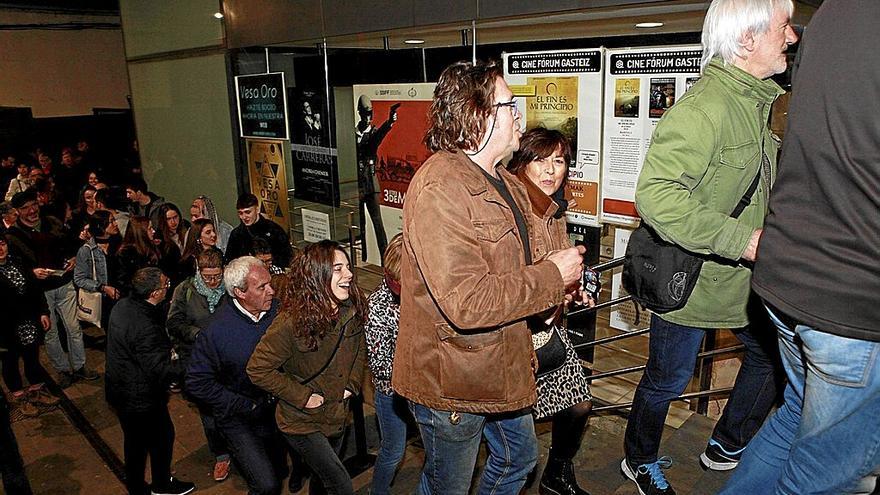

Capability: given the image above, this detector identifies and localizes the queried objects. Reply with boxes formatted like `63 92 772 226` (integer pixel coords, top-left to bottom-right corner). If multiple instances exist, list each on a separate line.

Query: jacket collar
704 57 785 104
516 170 559 219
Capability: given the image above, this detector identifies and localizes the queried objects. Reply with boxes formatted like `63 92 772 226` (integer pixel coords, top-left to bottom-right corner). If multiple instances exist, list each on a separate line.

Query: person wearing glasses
166 248 232 483
392 60 586 494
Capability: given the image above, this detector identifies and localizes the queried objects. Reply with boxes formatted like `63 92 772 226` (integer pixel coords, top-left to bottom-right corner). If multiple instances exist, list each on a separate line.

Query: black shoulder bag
622 170 762 314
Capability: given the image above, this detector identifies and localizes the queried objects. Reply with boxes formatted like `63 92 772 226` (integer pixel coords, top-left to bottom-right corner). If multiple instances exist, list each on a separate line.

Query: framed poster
236 72 289 140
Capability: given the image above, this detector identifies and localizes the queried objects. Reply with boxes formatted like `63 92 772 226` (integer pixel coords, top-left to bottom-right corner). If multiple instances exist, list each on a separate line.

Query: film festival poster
526 76 579 154
290 88 340 207
614 78 640 118
649 78 676 119
370 99 433 210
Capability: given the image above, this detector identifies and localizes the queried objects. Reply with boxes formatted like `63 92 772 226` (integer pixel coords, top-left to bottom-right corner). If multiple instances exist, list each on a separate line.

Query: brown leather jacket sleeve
408 181 565 330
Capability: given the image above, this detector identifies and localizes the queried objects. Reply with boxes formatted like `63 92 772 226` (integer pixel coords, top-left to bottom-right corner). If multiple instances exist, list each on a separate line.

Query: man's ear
740 31 757 54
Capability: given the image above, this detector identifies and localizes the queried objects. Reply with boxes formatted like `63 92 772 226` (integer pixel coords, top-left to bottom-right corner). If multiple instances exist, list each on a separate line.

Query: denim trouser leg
410 401 484 495
720 305 880 495
371 391 410 495
43 282 85 373
199 410 228 458
477 411 538 495
284 431 351 495
623 315 705 465
711 322 782 452
222 420 285 495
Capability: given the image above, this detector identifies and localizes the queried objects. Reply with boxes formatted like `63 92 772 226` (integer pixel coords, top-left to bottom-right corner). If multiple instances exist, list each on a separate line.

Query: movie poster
290 88 340 207
614 78 641 118
352 83 435 265
649 78 676 119
601 46 702 226
504 49 604 227
246 139 290 232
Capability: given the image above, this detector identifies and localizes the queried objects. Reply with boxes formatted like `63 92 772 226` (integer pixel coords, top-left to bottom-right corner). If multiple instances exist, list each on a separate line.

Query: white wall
0 10 130 117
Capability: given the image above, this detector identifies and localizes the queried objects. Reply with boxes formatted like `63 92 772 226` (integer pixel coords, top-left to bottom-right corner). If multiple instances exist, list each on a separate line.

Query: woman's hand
305 393 324 409
40 315 50 331
102 285 120 300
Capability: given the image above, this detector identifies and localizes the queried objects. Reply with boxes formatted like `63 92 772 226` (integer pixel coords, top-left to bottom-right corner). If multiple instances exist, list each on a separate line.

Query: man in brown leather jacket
391 60 585 495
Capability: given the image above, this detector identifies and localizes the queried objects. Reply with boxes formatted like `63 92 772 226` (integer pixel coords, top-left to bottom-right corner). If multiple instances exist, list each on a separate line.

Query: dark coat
225 217 292 269
166 277 226 363
0 256 50 350
105 296 184 412
185 299 278 427
6 216 79 291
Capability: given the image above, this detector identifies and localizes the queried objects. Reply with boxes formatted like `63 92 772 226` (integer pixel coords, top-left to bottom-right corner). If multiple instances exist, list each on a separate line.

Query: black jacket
6 216 78 291
225 217 292 268
105 296 184 412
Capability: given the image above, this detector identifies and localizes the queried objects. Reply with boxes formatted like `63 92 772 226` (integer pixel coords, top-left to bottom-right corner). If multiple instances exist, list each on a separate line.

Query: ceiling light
404 39 425 44
635 22 664 28
213 12 224 19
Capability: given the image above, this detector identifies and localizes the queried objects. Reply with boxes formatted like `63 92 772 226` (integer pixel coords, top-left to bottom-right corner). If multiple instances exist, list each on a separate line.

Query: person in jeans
621 1 798 493
166 249 231 483
365 234 410 495
187 256 286 495
392 60 586 495
6 190 98 388
721 1 880 493
248 241 367 495
73 211 121 330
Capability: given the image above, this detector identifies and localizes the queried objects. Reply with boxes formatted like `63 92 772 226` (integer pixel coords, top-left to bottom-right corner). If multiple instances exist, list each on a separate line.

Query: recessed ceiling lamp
404 39 425 44
635 22 664 28
213 12 224 19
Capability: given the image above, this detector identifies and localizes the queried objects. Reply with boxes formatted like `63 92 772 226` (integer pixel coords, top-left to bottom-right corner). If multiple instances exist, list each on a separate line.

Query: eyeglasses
494 100 519 115
201 274 223 282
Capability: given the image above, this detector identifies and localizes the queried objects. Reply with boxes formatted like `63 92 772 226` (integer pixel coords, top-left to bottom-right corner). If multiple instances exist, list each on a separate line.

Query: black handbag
623 169 762 313
534 326 568 377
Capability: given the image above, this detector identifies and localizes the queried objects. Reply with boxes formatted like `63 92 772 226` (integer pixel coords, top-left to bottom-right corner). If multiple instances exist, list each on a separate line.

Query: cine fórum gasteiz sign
235 72 289 140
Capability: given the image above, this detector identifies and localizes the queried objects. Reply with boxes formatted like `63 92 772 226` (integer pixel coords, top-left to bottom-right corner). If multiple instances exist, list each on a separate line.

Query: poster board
235 73 289 140
246 139 290 232
352 83 435 265
503 49 604 227
601 46 702 226
290 88 340 207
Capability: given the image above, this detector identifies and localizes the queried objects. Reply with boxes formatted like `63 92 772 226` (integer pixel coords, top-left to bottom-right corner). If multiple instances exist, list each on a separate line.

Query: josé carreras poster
601 46 701 226
352 83 435 265
290 88 340 207
504 49 604 227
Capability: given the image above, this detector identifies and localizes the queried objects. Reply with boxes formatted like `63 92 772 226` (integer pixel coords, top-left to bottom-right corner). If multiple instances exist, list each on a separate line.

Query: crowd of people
2 1 878 495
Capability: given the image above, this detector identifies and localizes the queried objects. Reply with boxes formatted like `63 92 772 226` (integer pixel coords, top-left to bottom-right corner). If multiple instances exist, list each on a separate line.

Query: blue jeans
284 432 350 495
720 305 880 495
624 313 780 465
221 416 286 495
44 282 85 373
371 391 410 495
409 401 537 495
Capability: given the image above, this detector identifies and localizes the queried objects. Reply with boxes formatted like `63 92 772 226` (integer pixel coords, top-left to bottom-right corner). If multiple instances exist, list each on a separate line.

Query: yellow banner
246 139 290 232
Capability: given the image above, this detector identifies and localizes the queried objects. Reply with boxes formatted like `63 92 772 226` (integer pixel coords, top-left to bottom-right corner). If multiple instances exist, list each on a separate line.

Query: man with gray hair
622 1 798 493
106 268 194 495
186 256 287 495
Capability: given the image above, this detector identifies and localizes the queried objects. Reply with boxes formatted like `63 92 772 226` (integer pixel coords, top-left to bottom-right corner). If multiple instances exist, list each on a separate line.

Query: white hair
700 0 794 73
223 256 265 297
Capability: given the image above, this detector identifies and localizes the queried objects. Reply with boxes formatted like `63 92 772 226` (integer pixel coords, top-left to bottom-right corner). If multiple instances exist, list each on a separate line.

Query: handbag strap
296 318 349 386
730 136 767 219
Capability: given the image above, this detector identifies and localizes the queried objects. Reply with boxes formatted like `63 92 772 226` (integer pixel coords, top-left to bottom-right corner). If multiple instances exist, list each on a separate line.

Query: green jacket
634 58 784 328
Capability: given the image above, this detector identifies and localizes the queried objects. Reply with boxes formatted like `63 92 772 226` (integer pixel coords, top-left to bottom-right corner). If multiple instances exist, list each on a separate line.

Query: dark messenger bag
623 170 761 314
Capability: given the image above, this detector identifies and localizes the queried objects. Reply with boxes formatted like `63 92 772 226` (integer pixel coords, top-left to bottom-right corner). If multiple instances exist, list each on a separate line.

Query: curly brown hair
282 240 367 351
424 60 504 153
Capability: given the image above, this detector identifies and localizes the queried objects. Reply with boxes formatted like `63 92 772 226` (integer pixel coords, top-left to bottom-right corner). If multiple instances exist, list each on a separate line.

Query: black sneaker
74 366 100 381
151 477 195 495
621 457 676 495
699 439 743 471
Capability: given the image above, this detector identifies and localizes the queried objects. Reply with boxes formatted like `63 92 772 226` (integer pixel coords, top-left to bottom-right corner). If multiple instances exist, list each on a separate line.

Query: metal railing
567 256 746 416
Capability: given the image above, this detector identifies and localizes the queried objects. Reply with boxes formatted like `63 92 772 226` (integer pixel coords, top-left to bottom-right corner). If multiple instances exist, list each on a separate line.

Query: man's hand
547 246 586 289
742 229 763 262
64 257 76 272
33 268 50 279
102 285 120 300
305 393 324 409
40 315 50 331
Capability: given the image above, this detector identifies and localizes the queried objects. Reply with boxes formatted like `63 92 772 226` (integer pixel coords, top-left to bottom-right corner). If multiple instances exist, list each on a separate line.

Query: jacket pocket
436 324 506 401
719 141 759 169
473 218 514 243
